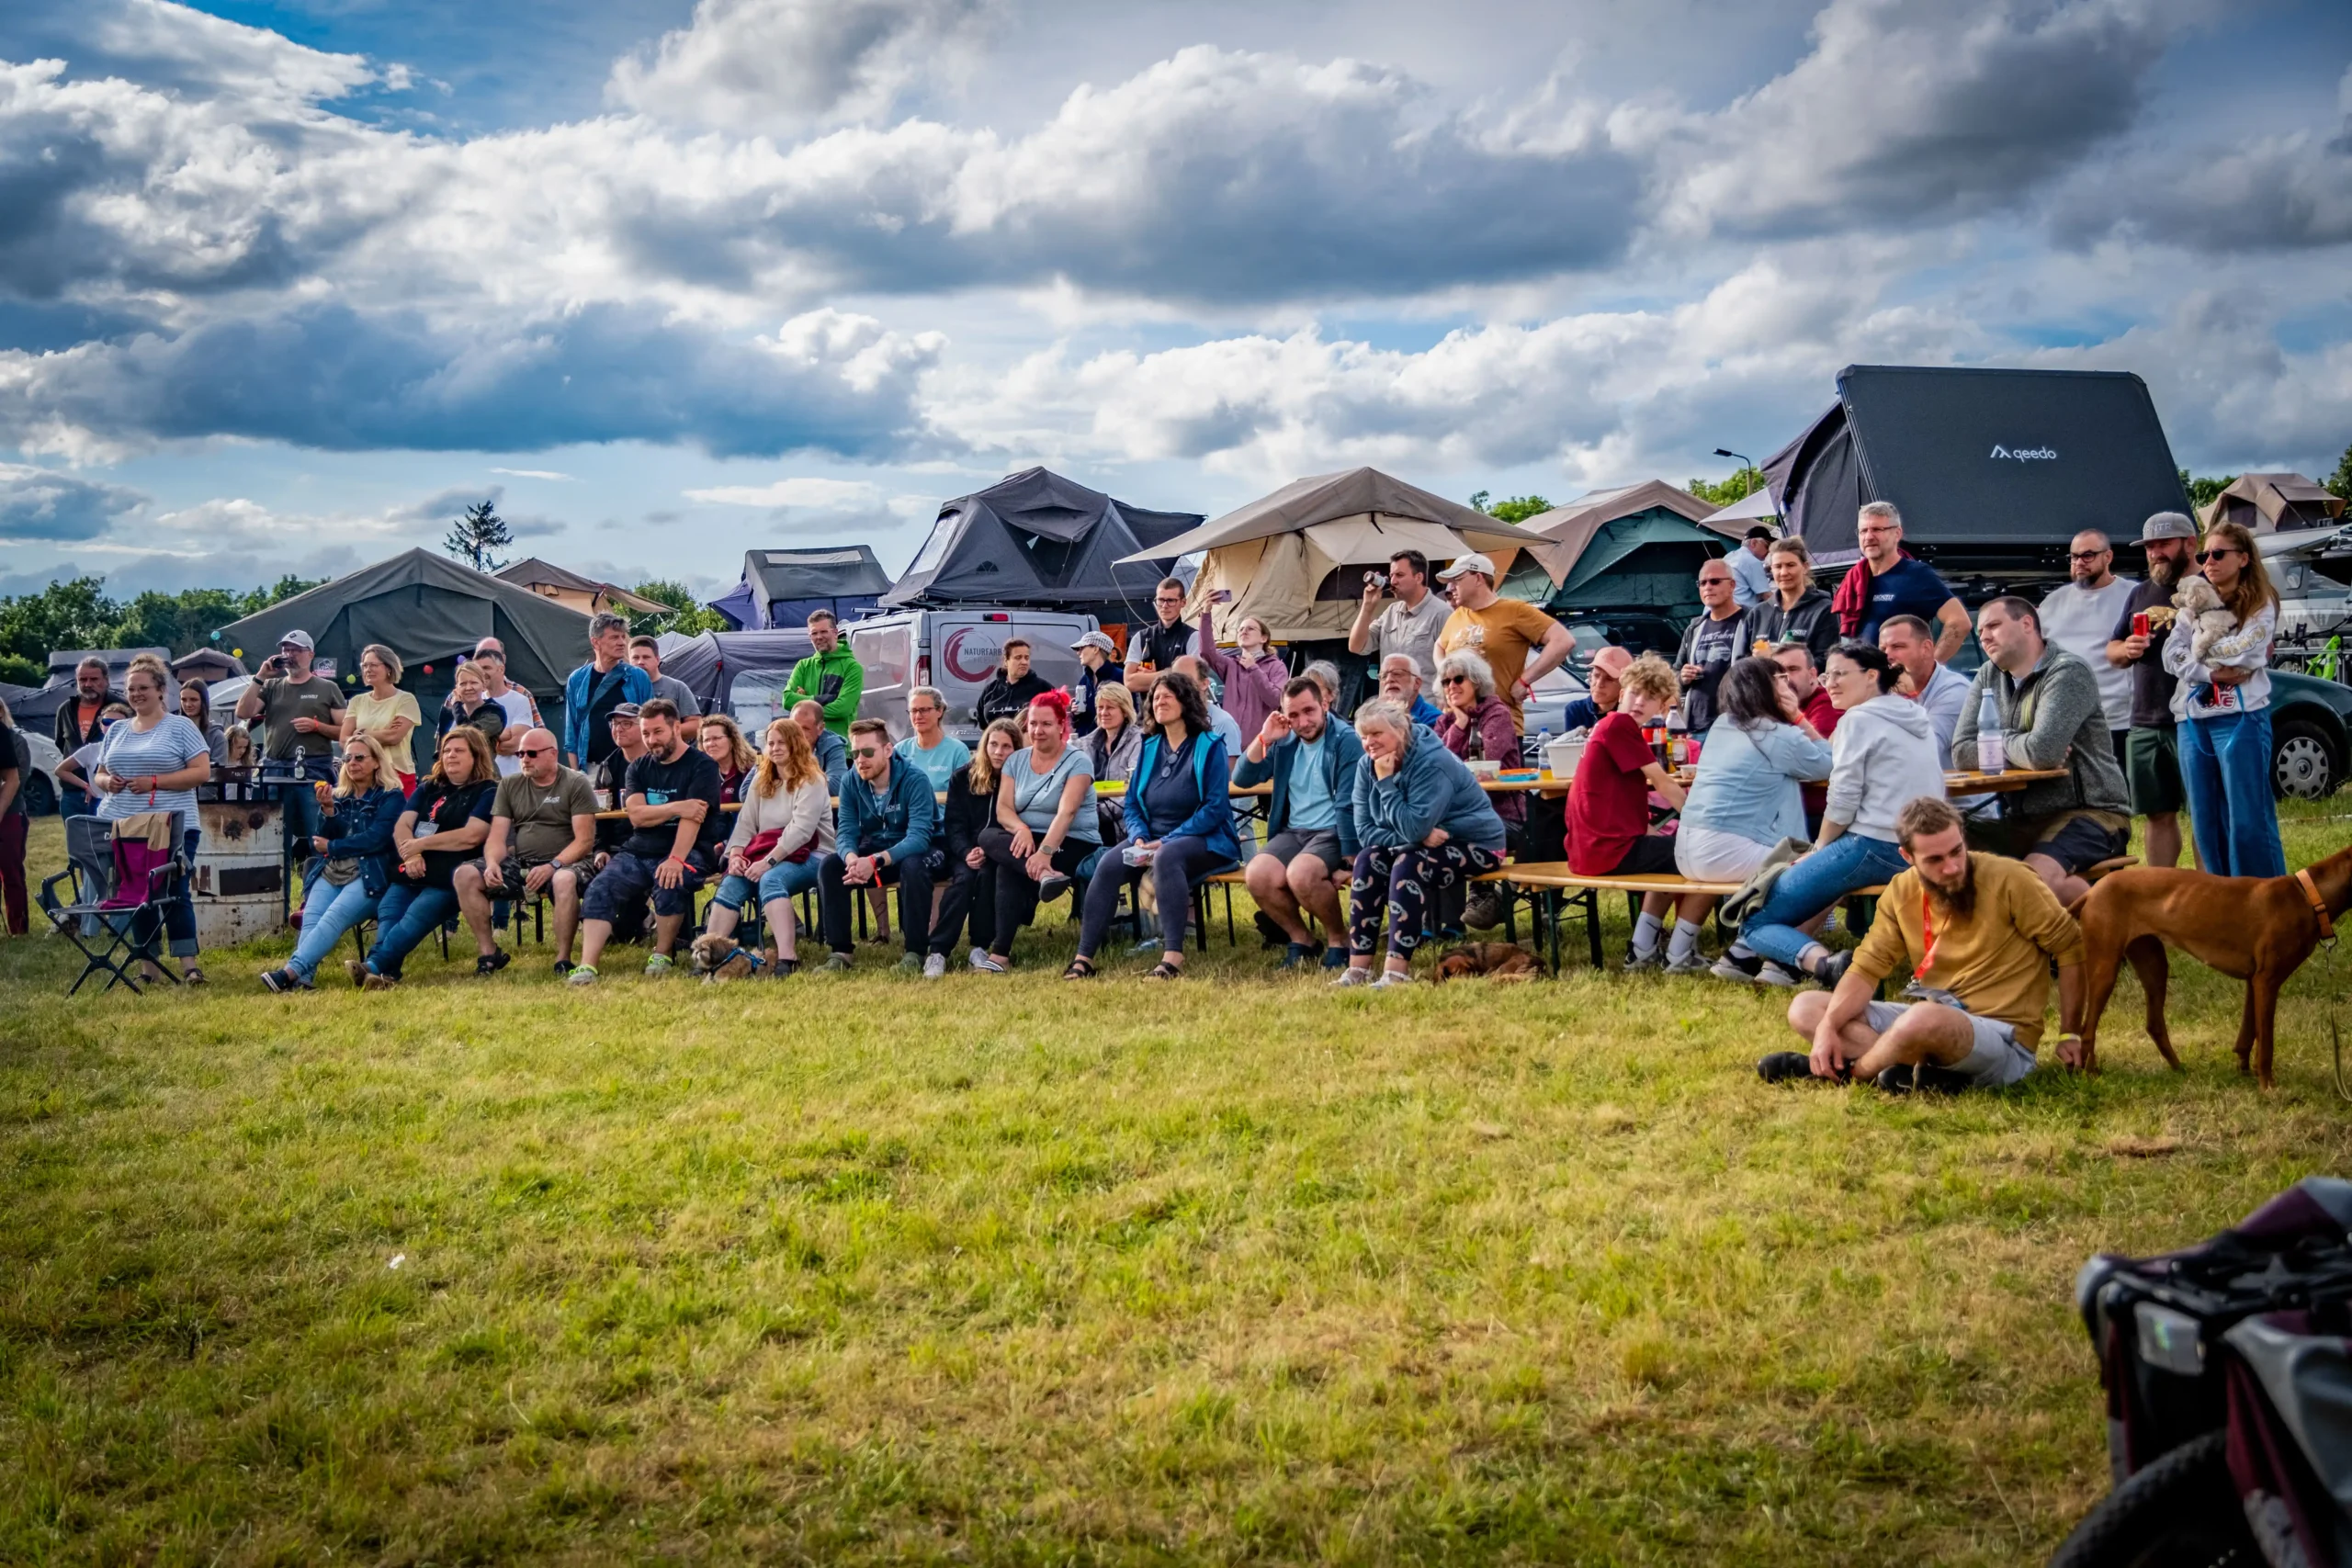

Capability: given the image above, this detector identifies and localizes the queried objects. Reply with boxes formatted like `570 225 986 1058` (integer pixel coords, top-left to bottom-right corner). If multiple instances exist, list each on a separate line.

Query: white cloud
684 476 888 507
607 0 992 131
490 468 575 480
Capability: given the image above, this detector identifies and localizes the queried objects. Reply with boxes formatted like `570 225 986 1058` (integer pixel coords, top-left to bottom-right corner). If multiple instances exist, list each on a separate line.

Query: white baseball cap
1436 553 1496 581
1071 630 1118 654
277 629 315 651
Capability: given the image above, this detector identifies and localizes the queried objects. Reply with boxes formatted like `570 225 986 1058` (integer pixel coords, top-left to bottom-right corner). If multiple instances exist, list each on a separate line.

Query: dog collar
2296 868 2335 941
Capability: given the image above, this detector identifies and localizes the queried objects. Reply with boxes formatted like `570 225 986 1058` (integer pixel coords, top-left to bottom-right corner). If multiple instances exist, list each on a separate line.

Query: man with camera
1349 549 1450 688
235 629 346 865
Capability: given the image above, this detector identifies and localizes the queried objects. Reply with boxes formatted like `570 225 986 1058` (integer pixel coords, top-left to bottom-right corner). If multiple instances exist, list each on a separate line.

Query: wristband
666 855 688 868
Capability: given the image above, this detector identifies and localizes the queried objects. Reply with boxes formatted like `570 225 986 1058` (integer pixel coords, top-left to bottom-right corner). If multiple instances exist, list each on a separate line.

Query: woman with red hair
972 689 1098 972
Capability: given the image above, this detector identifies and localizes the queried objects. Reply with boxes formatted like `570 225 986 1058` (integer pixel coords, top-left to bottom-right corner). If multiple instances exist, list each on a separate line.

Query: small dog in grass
687 932 763 983
1433 942 1539 982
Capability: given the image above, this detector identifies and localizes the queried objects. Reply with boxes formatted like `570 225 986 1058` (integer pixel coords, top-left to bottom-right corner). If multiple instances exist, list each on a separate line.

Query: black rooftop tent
711 545 894 630
1764 366 2194 574
881 467 1202 623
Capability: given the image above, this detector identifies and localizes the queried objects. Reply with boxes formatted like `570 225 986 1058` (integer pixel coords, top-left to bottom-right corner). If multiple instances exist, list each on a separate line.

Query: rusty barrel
192 796 287 947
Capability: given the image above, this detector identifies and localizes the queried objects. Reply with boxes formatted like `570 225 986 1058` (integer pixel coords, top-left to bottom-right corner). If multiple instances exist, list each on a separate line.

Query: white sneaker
1756 961 1802 988
1369 969 1417 989
1663 951 1713 976
1330 967 1371 987
922 953 946 980
968 947 989 970
969 951 1008 974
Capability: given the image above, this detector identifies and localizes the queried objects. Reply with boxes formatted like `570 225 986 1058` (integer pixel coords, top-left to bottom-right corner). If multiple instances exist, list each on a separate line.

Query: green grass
5 805 2352 1563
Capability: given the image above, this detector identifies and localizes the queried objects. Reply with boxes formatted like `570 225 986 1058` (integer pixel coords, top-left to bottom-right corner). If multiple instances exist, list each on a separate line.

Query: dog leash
2302 870 2350 1102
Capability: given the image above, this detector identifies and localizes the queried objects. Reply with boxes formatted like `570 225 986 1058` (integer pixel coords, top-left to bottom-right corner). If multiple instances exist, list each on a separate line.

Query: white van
851 608 1102 742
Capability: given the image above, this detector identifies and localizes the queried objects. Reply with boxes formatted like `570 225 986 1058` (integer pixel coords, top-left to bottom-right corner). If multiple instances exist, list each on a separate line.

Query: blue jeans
2180 707 2285 880
288 875 379 982
711 856 824 914
1737 832 1910 969
365 880 456 978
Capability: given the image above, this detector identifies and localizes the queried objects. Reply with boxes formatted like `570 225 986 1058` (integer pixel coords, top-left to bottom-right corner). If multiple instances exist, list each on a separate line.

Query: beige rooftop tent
1119 468 1531 641
1518 480 1735 583
2199 473 2346 535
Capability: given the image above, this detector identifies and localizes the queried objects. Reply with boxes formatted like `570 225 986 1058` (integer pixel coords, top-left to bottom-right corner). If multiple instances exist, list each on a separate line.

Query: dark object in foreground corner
2052 1176 2352 1567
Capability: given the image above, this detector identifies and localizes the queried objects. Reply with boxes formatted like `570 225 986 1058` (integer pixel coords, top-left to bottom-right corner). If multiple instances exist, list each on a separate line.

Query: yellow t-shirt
1849 853 2086 1049
1434 600 1560 729
346 690 423 759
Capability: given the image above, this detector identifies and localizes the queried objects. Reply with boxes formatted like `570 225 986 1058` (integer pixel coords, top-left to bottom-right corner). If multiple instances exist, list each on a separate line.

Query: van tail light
916 654 932 688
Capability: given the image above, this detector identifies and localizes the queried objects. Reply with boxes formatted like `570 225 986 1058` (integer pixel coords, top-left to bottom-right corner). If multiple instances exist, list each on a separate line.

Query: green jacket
782 646 864 737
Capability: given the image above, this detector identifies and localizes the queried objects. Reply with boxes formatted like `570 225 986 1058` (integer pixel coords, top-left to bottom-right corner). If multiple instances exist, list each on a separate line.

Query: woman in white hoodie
700 717 836 974
1715 641 1946 987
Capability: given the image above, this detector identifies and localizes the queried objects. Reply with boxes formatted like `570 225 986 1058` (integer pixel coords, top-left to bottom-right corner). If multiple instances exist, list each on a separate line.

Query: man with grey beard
2104 513 2201 870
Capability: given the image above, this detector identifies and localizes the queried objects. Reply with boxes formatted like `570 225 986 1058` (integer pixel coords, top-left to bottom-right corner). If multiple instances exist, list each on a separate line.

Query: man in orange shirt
1430 553 1574 734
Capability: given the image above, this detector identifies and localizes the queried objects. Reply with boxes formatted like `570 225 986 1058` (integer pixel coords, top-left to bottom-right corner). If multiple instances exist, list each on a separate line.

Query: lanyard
1915 887 1939 982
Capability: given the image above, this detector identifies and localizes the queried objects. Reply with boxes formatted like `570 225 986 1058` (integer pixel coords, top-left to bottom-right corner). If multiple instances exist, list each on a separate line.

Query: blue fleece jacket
835 758 935 866
1351 724 1508 853
316 784 408 896
561 660 652 764
1233 721 1366 858
1124 730 1240 863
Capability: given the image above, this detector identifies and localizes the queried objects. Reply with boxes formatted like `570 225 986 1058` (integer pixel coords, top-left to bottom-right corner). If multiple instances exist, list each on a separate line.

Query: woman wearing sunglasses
2161 520 2285 878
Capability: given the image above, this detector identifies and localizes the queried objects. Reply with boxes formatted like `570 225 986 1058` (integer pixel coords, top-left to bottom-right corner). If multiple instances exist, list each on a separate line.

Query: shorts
1605 835 1679 876
1673 824 1770 884
582 849 707 922
2125 725 2187 817
2031 815 2132 876
1261 829 1345 873
1860 998 2036 1089
480 854 593 897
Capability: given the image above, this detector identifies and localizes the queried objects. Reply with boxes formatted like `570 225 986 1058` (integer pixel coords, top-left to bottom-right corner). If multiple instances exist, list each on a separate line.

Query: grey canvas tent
215 549 593 741
883 468 1202 623
1763 366 2193 573
651 628 814 718
712 545 894 629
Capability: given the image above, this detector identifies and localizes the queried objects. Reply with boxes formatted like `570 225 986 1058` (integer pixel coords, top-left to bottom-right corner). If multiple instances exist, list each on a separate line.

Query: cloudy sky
1 0 2347 603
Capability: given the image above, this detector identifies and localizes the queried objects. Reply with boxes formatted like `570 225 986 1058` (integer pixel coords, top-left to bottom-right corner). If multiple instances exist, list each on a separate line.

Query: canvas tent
1762 366 2193 572
651 628 814 728
2199 472 2346 535
495 558 668 618
1702 484 1782 526
711 545 894 630
1503 481 1739 621
215 549 593 728
1125 468 1530 641
882 468 1201 624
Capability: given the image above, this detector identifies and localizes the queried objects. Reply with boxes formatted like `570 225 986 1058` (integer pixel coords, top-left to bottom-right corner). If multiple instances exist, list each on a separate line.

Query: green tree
1467 491 1553 525
2179 468 2237 511
628 580 728 637
0 577 121 670
443 499 513 572
1685 468 1767 509
2325 442 2351 503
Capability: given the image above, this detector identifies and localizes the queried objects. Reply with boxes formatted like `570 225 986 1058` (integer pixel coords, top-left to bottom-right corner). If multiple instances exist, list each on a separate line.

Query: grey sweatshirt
1951 646 2130 822
1824 694 1947 841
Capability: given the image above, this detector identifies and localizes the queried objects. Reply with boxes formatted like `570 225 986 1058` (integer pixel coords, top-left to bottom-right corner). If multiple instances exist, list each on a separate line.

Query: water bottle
1977 690 2007 773
1535 726 1553 778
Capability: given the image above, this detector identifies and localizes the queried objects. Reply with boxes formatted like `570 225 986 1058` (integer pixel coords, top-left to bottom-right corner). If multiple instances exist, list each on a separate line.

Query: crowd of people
4 501 2311 1098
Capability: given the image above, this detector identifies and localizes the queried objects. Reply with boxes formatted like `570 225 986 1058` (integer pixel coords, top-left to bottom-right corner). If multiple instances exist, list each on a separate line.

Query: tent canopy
2200 472 2346 534
1702 484 1783 525
1518 481 1731 584
215 548 593 701
651 628 815 712
1764 365 2193 565
718 545 894 629
495 558 669 615
884 468 1200 616
1124 467 1526 563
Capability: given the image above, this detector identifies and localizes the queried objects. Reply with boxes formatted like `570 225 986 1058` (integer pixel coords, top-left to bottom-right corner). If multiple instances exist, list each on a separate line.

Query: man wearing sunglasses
817 718 936 972
458 728 598 976
2038 529 2136 763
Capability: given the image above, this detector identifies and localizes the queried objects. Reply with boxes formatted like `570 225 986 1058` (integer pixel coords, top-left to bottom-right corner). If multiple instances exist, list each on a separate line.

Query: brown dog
2075 846 2352 1088
1433 942 1540 983
688 932 763 983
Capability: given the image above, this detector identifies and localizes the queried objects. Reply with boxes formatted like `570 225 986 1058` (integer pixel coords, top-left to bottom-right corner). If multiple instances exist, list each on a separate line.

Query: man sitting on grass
1758 796 2085 1092
569 698 724 984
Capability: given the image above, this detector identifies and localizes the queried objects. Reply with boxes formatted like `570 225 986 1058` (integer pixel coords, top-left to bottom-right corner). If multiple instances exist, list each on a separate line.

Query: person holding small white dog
2162 519 2284 879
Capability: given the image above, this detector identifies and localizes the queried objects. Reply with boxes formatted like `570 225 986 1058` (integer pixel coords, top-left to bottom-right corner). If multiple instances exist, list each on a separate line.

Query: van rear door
926 611 1098 739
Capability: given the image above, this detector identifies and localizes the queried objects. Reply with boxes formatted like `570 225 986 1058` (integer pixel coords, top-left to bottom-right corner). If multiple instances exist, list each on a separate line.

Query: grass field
5 805 2352 1564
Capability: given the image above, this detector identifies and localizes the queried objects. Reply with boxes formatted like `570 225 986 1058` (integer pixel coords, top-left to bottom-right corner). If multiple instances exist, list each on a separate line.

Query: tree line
0 576 325 686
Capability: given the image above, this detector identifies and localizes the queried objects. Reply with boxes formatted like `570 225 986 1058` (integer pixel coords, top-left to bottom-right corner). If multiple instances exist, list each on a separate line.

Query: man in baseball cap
1430 553 1575 732
233 626 345 863
1563 645 1634 731
1070 629 1123 736
2103 511 2203 871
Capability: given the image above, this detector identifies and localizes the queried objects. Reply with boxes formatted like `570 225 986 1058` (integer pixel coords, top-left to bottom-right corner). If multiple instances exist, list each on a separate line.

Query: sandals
1143 961 1184 981
1062 958 1097 981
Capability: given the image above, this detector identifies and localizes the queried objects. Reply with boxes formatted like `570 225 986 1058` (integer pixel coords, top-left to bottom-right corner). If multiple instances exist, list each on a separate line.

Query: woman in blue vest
1065 670 1238 981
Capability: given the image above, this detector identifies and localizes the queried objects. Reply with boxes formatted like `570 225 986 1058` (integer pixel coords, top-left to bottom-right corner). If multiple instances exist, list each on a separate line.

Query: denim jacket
317 785 408 896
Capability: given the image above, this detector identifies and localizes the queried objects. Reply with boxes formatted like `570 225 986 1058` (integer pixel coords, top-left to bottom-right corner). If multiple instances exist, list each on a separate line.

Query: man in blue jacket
563 612 653 769
1236 676 1364 969
819 717 936 971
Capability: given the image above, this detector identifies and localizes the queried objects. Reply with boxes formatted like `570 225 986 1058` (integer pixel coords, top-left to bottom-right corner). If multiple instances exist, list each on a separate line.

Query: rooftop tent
494 558 669 617
2200 472 2346 535
651 628 814 718
1127 468 1531 641
1764 365 2194 571
170 648 247 684
1701 483 1783 526
214 548 593 706
1504 481 1738 622
721 545 895 630
883 468 1202 623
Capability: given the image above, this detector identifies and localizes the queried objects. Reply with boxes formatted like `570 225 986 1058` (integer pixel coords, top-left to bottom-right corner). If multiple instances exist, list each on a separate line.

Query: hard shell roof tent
713 545 894 630
1763 365 2195 577
881 467 1202 626
2200 473 2347 535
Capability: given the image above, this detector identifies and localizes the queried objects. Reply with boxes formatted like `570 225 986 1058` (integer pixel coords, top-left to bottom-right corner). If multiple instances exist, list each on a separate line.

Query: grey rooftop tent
1506 481 1738 622
215 548 592 708
882 468 1202 622
711 545 894 630
1762 365 2193 572
651 628 815 717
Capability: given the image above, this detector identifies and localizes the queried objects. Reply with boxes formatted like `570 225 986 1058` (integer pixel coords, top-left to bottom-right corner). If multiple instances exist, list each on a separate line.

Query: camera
1363 570 1388 588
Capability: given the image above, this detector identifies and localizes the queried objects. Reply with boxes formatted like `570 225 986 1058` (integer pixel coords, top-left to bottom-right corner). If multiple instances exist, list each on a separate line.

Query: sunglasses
516 746 553 759
2195 547 2242 563
1441 674 1473 685
2068 548 2109 560
854 746 886 760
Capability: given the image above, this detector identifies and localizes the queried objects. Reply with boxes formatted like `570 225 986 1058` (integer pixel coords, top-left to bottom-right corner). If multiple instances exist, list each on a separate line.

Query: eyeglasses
516 746 553 759
2195 548 2241 563
854 747 886 760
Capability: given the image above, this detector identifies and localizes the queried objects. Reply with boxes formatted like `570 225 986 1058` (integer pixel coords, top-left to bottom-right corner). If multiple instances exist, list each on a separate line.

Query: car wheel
2272 718 2339 800
19 772 55 817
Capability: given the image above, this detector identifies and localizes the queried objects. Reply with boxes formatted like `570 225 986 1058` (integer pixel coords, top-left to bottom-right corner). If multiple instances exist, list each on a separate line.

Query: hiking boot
475 950 511 977
922 953 946 980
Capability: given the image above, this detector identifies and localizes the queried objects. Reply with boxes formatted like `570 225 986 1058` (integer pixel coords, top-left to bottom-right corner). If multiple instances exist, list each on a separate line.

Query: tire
2271 717 2340 801
19 772 55 818
2047 1432 2258 1568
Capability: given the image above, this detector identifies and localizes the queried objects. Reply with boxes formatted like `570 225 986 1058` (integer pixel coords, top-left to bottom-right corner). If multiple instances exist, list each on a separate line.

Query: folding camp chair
37 816 189 995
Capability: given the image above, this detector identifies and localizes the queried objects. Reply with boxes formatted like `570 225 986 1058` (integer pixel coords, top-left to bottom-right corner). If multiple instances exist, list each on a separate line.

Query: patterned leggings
1349 841 1504 958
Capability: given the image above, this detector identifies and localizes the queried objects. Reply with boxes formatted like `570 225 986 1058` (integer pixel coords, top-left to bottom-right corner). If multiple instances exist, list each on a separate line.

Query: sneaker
1623 947 1664 974
361 971 399 991
969 952 1008 975
922 953 946 980
1369 969 1417 989
1711 951 1763 982
1330 966 1372 987
1462 890 1505 931
1755 961 1803 988
644 953 675 976
1037 874 1071 902
820 953 855 974
1879 1061 1971 1095
566 964 598 986
1663 951 1713 976
1875 1064 1914 1093
475 950 511 977
1322 946 1351 969
1280 942 1320 970
898 952 924 973
1252 910 1288 949
1757 1051 1816 1084
345 958 368 989
260 966 307 993
1815 949 1853 989
552 958 573 976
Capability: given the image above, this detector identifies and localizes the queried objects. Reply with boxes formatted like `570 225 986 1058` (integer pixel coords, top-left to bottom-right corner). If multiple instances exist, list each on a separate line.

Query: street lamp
1713 446 1753 470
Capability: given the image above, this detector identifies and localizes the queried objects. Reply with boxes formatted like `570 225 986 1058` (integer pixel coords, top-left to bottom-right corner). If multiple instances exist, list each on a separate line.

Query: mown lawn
4 804 2351 1565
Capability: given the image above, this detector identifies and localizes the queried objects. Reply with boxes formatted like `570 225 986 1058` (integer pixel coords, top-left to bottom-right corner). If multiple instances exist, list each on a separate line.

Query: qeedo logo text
1989 444 2058 461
